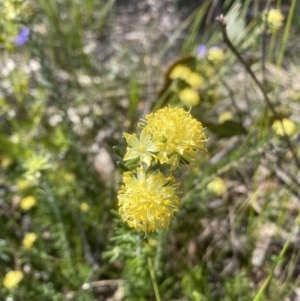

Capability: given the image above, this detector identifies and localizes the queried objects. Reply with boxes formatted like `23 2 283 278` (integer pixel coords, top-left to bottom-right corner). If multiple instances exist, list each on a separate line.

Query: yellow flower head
179 88 200 107
272 118 296 137
3 270 24 289
146 107 207 170
207 47 225 65
218 111 233 123
267 9 284 32
185 72 204 90
123 126 159 166
80 202 90 212
3 0 33 20
207 177 227 196
169 65 192 81
20 196 36 210
118 167 180 232
3 0 22 20
22 233 37 249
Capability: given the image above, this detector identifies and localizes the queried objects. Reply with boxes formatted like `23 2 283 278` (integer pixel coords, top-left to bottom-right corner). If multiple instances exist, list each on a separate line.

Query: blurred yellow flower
185 72 204 89
123 126 159 166
3 0 21 20
179 88 200 107
207 47 225 65
118 167 180 232
272 118 296 137
146 107 207 170
169 65 204 89
218 111 233 123
80 202 90 212
3 270 24 289
267 9 284 32
20 196 36 210
207 177 227 196
2 0 33 20
169 65 192 81
22 233 37 249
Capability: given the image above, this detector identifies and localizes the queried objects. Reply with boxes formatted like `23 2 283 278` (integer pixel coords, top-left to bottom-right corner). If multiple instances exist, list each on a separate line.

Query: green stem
148 257 161 301
277 0 296 68
252 227 294 301
216 15 300 168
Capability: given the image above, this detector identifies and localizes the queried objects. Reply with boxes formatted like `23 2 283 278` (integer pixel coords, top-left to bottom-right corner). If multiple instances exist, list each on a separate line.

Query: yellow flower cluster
118 107 207 232
20 195 36 210
124 107 207 171
2 0 33 20
207 177 227 196
267 9 284 33
146 107 207 170
218 111 233 123
207 47 225 65
22 233 37 249
179 88 200 107
3 270 24 289
170 65 203 89
272 118 297 137
80 202 90 212
118 168 180 232
169 65 203 107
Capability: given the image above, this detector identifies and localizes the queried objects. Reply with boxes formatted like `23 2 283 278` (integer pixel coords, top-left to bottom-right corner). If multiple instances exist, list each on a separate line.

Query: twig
216 15 300 168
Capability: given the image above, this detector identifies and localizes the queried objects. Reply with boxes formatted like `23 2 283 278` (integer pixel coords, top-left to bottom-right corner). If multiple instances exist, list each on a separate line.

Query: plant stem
216 15 300 168
148 257 161 301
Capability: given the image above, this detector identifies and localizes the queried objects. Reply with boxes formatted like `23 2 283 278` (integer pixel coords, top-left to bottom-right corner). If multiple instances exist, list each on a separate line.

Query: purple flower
15 27 30 46
197 44 207 57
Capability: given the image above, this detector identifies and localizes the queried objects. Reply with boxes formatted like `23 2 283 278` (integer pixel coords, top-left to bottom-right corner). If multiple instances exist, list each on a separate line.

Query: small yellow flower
20 196 36 210
272 118 296 137
3 270 24 289
3 0 21 20
267 9 284 32
207 177 227 196
146 107 207 170
22 233 37 249
179 88 200 107
207 47 225 65
118 167 180 232
169 65 204 89
2 0 33 20
169 65 192 81
185 72 204 90
218 111 233 123
123 126 159 166
80 202 90 212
